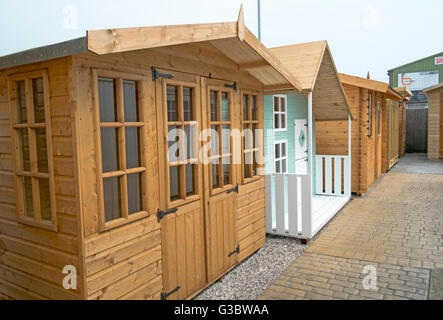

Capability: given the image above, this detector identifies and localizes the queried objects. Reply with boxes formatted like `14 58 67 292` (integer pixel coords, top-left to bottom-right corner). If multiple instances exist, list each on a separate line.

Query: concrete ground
259 154 443 300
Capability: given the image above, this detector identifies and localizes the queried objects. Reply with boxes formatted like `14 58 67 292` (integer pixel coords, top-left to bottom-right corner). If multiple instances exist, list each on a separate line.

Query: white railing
315 155 351 196
265 174 312 239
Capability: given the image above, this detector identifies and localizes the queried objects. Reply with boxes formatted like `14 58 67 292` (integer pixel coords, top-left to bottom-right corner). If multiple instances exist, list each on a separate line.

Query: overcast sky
1 0 442 82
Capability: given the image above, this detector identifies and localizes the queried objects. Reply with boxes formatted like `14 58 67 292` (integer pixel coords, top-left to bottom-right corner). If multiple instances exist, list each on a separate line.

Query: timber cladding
427 89 442 160
0 40 268 300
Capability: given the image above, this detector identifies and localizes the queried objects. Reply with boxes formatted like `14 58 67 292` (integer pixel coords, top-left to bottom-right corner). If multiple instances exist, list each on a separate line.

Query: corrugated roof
387 51 443 72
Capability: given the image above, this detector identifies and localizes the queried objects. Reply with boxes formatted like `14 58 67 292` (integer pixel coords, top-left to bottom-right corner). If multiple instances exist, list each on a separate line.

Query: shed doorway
406 107 428 153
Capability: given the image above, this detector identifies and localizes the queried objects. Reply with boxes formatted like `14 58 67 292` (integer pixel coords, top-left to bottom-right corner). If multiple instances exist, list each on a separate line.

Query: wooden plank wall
428 90 441 160
237 179 266 263
0 58 82 299
398 100 407 157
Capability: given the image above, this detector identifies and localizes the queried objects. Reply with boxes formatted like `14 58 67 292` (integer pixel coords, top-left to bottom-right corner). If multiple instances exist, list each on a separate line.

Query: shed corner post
306 91 313 238
348 114 352 196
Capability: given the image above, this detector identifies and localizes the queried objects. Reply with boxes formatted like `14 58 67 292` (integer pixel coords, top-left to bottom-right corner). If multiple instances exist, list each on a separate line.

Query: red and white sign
436 57 443 65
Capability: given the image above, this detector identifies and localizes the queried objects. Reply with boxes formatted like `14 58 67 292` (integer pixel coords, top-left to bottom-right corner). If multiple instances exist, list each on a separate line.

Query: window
209 89 232 192
166 84 198 203
273 95 287 131
368 93 373 137
274 141 288 174
242 93 261 181
8 71 56 231
377 101 381 136
94 71 147 230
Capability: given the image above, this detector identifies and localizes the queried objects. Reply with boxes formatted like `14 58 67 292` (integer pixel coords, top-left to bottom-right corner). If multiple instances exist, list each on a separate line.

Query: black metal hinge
226 184 239 194
152 67 174 81
228 245 240 257
224 81 237 92
157 207 178 223
161 286 181 300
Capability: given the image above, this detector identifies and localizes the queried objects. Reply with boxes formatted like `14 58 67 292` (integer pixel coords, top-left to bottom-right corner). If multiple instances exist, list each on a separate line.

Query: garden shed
0 9 300 300
393 87 412 158
316 73 402 195
424 83 443 159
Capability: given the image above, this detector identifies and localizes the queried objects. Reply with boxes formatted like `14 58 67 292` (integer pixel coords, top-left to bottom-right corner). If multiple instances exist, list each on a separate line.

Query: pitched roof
269 41 352 121
423 82 443 93
387 51 443 72
0 6 301 92
339 73 402 100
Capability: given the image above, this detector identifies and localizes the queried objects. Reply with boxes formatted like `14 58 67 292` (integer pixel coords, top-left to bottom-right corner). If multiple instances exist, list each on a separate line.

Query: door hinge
157 207 178 222
224 81 237 92
152 67 174 81
226 184 239 194
161 286 181 300
228 245 240 257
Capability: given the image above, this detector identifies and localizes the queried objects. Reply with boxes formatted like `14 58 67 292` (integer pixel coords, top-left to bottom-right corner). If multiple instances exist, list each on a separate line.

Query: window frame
241 91 262 184
368 92 373 137
377 101 381 136
207 86 234 196
8 70 57 231
163 79 200 208
273 94 287 132
92 69 148 232
274 140 288 174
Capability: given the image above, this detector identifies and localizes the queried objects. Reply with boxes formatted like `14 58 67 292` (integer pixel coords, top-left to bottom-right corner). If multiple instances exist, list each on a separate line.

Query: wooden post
305 91 313 239
347 115 352 196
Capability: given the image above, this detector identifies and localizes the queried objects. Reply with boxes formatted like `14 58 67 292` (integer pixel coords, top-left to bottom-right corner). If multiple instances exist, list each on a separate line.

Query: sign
436 57 443 65
398 71 439 91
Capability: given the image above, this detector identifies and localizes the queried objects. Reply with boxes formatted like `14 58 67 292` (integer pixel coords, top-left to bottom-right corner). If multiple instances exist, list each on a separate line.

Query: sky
0 0 442 82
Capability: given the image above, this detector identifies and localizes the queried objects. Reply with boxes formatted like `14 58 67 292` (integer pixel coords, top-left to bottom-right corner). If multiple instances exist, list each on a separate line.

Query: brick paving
260 157 443 300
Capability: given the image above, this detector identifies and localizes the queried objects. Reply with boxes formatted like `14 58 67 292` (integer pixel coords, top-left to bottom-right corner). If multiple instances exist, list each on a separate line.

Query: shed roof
393 87 413 98
269 41 352 121
423 82 443 93
339 73 402 100
0 6 301 92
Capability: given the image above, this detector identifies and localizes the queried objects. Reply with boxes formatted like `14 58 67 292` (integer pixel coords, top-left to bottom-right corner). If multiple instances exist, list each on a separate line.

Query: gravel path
195 236 306 300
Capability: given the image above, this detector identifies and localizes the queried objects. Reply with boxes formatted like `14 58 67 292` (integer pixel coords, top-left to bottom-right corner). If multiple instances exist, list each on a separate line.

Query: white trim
272 94 287 132
274 139 288 174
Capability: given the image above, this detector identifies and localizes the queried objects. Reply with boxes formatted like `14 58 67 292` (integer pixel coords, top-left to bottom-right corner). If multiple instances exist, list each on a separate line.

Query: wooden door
294 119 308 174
204 80 239 282
155 69 206 300
406 107 428 153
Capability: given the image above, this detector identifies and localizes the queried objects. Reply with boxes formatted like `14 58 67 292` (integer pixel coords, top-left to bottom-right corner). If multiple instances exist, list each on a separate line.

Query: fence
315 155 351 196
265 174 312 239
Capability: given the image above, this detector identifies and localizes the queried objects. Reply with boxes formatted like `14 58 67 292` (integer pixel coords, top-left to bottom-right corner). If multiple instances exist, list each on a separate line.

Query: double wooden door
155 70 238 299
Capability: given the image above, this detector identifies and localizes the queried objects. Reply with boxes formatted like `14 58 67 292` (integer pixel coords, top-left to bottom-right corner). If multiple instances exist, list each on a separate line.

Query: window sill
101 211 150 232
273 128 288 133
168 195 200 210
18 216 57 232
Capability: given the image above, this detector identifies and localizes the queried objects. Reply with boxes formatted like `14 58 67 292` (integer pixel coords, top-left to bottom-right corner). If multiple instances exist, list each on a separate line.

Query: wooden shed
316 73 402 195
0 9 300 300
424 83 443 160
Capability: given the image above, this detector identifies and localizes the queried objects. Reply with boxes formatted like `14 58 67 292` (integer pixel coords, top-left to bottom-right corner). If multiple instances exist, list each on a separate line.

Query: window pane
222 157 231 186
221 92 229 121
276 160 281 173
38 178 51 221
125 127 140 169
21 176 33 218
274 114 279 129
168 125 180 162
183 87 193 121
282 143 286 157
210 91 218 121
280 97 286 112
36 128 48 173
273 96 279 112
275 143 280 159
251 95 257 120
244 125 252 150
243 95 248 120
127 173 142 214
100 128 119 172
281 114 286 129
32 78 45 123
252 152 257 176
212 159 219 189
103 177 122 222
252 124 257 149
211 125 219 156
167 85 178 122
16 81 27 124
169 166 180 201
19 128 31 171
282 159 287 173
123 80 138 122
184 124 197 160
185 163 195 196
222 125 230 155
98 78 117 122
244 152 252 179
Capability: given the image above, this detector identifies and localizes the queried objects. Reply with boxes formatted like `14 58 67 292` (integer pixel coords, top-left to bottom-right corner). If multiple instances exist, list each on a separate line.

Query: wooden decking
311 195 349 236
